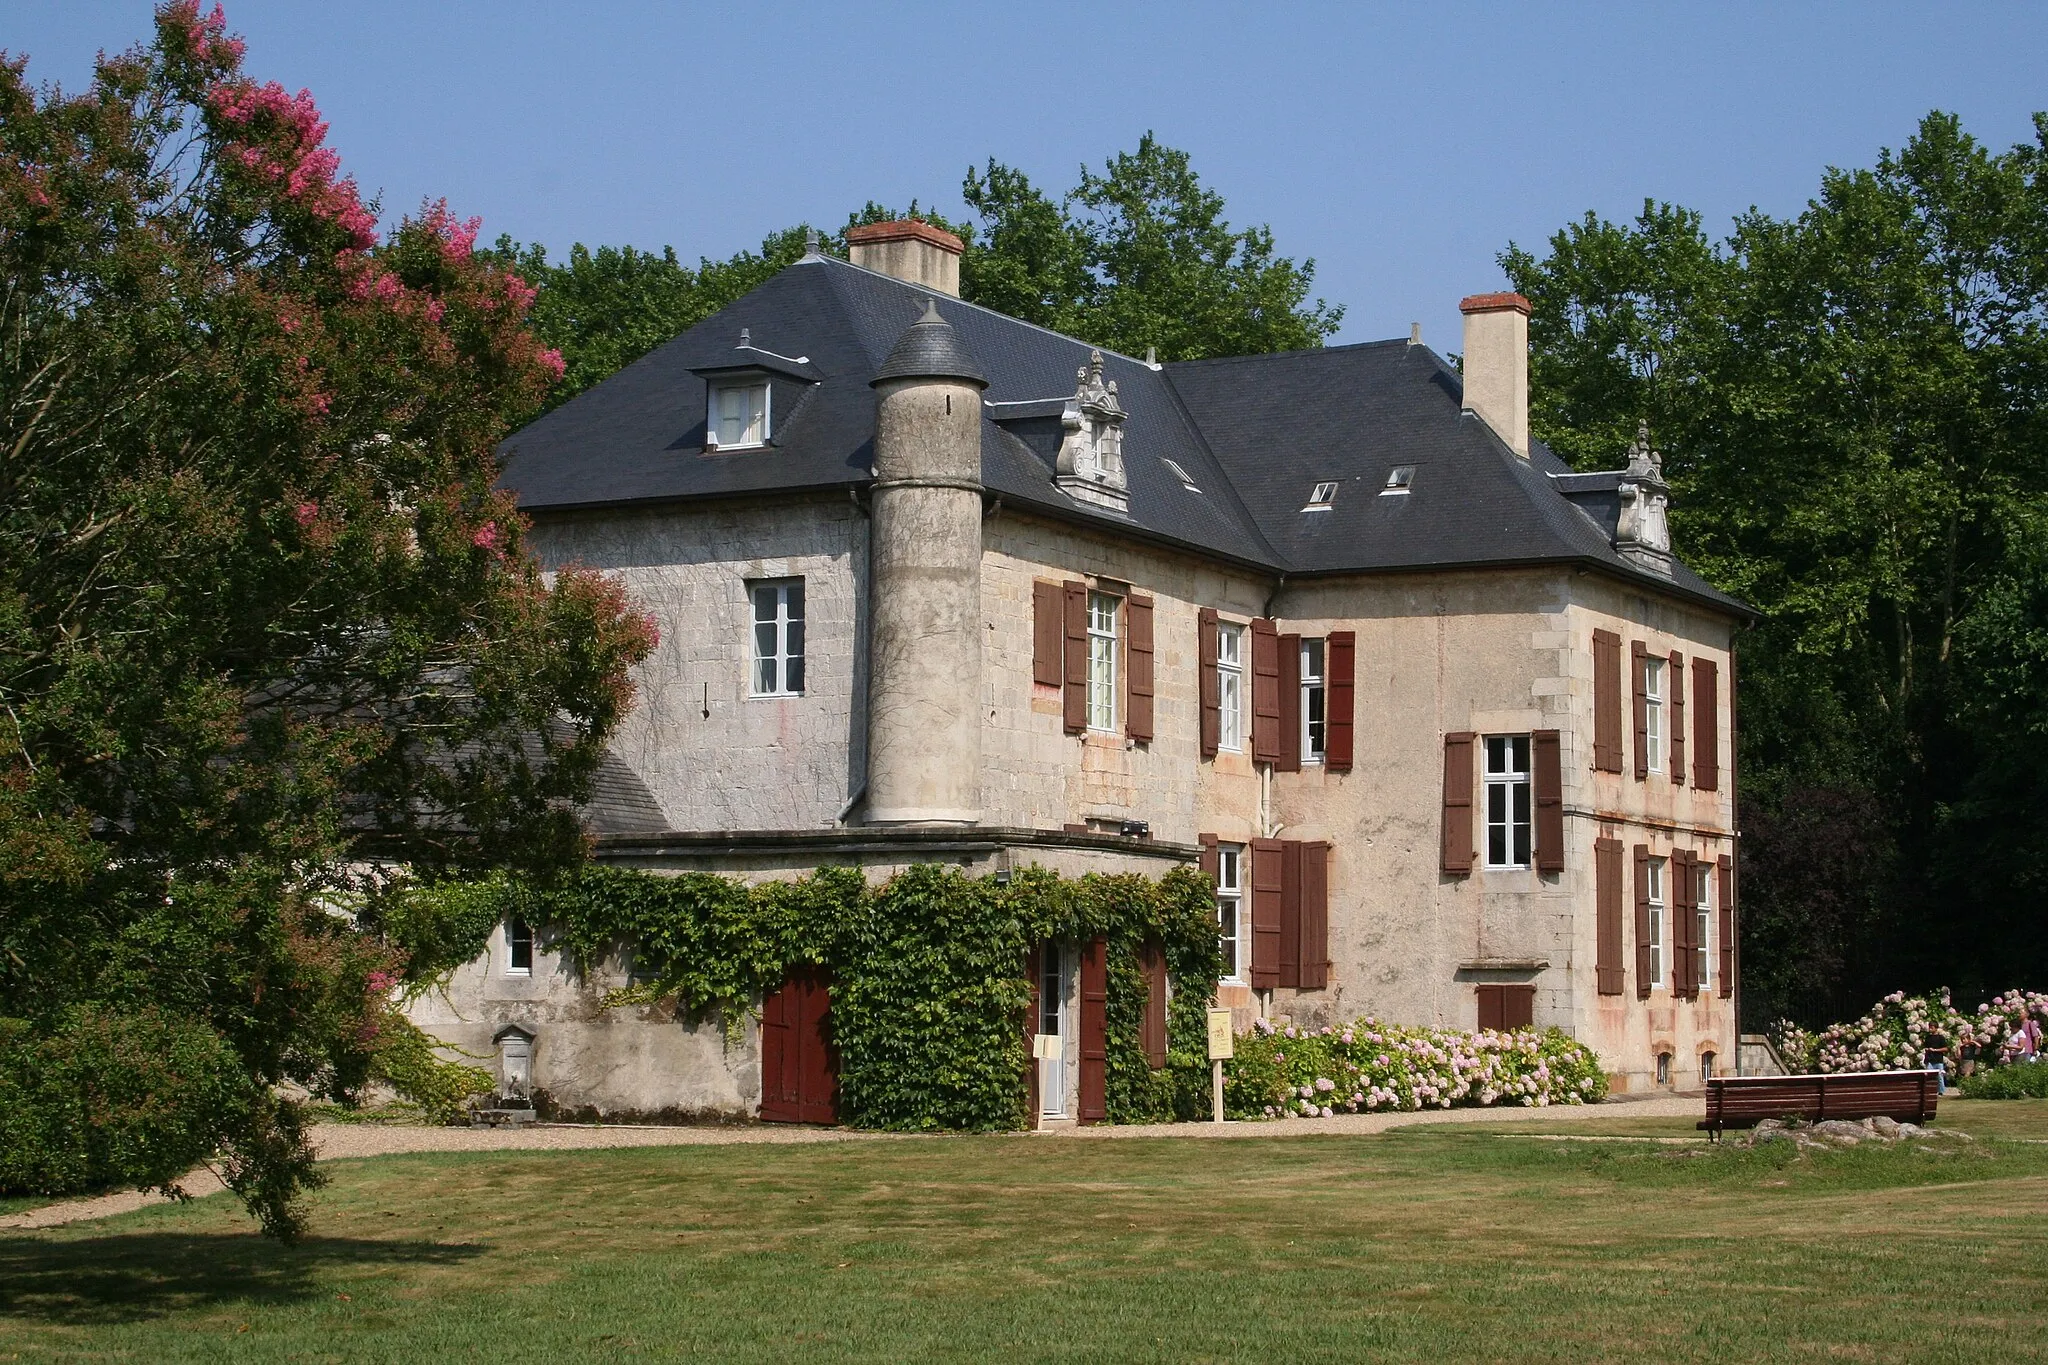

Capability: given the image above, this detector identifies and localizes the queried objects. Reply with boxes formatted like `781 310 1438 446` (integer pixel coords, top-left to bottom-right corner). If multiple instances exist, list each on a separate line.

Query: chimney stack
1459 292 1531 458
846 220 965 298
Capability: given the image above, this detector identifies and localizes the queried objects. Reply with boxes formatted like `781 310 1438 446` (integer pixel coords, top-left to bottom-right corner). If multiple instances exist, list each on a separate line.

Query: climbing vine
386 863 1222 1130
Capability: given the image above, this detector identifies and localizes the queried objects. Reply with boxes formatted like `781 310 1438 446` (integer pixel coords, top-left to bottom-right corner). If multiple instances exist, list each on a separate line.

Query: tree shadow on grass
0 1233 483 1326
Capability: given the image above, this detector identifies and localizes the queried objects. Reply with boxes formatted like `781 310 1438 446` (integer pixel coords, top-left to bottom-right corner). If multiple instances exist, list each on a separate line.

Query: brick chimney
1459 292 1531 458
846 220 964 297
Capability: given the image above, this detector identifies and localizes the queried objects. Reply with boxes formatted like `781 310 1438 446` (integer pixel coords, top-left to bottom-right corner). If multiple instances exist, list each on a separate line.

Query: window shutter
1633 844 1653 999
1140 941 1169 1069
1592 629 1622 772
1440 732 1476 874
1198 607 1221 759
1476 984 1505 1032
1671 851 1694 999
1325 631 1356 772
1631 640 1649 779
1692 658 1719 790
1198 832 1220 885
1278 839 1303 989
1595 837 1625 995
1276 633 1302 773
1668 650 1686 785
1298 841 1329 989
1251 618 1281 763
1250 837 1283 989
1078 937 1108 1123
1532 729 1564 873
1062 580 1088 734
1127 594 1155 744
1718 853 1735 999
1504 984 1536 1030
1032 580 1063 687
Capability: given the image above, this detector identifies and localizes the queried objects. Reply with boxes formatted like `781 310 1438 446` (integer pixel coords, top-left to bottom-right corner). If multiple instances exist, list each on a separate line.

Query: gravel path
0 1093 1701 1232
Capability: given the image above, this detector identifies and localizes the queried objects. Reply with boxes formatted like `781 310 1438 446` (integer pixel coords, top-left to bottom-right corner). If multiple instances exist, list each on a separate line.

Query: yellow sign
1206 1009 1235 1060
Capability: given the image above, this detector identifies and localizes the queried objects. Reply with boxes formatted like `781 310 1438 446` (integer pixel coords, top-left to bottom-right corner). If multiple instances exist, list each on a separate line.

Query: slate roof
498 253 1746 616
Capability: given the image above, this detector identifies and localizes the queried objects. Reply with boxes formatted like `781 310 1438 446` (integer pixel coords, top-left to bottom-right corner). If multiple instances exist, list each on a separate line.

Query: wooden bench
1699 1070 1939 1138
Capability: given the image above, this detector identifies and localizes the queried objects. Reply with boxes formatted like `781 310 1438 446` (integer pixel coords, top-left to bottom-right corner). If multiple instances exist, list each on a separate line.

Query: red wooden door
1078 938 1108 1124
760 967 837 1124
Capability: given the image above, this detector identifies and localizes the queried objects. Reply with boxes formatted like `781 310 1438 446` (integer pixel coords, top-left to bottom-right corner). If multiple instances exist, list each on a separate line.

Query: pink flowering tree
0 5 651 1236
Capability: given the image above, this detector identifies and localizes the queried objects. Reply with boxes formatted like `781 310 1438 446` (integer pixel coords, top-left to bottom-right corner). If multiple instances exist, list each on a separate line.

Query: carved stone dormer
1054 350 1129 513
1615 420 1672 575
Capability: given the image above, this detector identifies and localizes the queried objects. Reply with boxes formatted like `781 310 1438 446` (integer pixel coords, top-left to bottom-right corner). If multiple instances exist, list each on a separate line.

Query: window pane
785 617 804 664
1486 736 1506 773
785 580 804 622
756 654 777 695
1510 735 1529 773
785 652 804 694
1489 823 1506 866
1513 821 1531 867
753 586 776 623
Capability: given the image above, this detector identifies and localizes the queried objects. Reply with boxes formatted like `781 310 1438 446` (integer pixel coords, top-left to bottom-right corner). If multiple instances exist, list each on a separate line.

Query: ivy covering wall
386 863 1223 1130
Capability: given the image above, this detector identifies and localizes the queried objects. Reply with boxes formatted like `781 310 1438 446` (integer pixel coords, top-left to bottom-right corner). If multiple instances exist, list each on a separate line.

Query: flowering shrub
1773 988 2048 1073
1224 1017 1608 1119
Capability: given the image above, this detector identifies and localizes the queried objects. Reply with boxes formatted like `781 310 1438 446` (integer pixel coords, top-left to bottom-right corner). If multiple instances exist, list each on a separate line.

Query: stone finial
1624 419 1663 480
1615 417 1672 572
803 226 821 256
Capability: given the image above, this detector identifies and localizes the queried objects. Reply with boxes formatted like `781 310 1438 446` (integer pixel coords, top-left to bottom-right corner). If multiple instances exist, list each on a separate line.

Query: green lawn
6 1103 2048 1363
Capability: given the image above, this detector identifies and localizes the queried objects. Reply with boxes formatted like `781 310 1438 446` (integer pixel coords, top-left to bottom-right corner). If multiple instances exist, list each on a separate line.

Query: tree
510 135 1342 413
0 3 654 1236
1503 111 2048 1025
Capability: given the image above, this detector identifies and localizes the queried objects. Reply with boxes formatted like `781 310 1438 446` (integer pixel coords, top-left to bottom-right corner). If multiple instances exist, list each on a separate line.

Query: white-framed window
1217 622 1245 753
1382 465 1415 494
750 579 805 696
1700 1050 1716 1084
1484 735 1532 868
1695 858 1713 993
1300 638 1325 763
1215 843 1246 981
1644 655 1665 773
505 918 533 976
1086 591 1119 731
1646 856 1666 988
709 381 769 449
1303 481 1338 511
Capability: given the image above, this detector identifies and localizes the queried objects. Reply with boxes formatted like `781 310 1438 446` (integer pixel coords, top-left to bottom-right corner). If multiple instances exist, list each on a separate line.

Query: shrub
1774 988 2048 1074
1959 1060 2048 1100
1225 1017 1608 1119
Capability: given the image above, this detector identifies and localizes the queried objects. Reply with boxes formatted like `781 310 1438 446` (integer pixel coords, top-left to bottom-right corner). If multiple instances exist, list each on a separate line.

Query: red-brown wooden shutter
1533 728 1564 873
1032 580 1062 688
1276 633 1302 773
1592 629 1623 772
1668 650 1686 785
1140 941 1169 1069
1298 840 1329 990
1693 657 1720 790
1250 837 1283 989
1062 580 1088 733
1595 836 1625 995
1198 607 1221 759
1277 839 1303 988
1718 853 1736 999
1251 618 1281 763
1441 732 1476 874
1198 832 1220 884
1671 851 1695 999
1024 943 1041 1121
1503 984 1536 1030
1631 641 1649 780
760 973 795 1120
1325 631 1356 772
1633 844 1653 999
1476 984 1505 1032
1127 594 1155 744
1078 937 1107 1123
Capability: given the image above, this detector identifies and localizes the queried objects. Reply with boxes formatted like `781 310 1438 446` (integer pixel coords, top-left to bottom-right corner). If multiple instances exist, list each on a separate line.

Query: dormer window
1304 481 1338 511
1383 466 1415 494
1054 350 1131 513
709 382 769 449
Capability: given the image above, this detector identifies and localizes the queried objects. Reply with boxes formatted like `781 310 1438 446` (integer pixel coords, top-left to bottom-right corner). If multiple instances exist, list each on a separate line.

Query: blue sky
11 3 2048 352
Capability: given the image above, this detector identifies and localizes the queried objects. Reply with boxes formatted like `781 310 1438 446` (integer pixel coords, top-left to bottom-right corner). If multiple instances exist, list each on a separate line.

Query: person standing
1923 1027 1950 1096
2021 1011 2042 1062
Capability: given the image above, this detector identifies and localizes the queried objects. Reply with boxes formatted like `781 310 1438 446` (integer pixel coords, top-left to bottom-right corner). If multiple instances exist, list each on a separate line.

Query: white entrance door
1039 947 1073 1118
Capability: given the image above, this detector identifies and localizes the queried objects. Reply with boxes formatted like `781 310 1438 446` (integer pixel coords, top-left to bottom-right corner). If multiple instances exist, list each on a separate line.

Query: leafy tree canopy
501 133 1342 412
0 3 654 1236
1503 111 2048 1026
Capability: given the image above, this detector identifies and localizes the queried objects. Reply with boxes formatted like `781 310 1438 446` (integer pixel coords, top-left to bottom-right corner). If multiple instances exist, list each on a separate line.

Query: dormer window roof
1304 481 1338 511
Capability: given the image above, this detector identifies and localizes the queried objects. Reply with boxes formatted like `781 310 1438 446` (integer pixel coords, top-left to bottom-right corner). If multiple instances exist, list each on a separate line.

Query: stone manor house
407 219 1750 1124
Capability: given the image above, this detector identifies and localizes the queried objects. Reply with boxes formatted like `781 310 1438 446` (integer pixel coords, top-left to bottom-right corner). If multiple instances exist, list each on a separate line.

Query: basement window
1303 481 1338 511
1161 458 1201 492
1382 465 1415 495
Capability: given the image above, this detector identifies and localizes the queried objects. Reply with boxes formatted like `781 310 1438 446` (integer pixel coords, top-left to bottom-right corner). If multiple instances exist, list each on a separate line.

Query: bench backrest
1703 1070 1937 1127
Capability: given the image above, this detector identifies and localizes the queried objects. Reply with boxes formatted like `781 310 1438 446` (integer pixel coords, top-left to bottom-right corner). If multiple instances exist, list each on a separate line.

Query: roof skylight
1381 465 1416 495
1303 481 1338 511
1161 457 1200 492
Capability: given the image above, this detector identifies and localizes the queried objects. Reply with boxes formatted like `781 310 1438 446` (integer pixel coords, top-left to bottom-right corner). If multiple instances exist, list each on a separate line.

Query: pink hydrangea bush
1772 988 2048 1073
1223 1016 1608 1119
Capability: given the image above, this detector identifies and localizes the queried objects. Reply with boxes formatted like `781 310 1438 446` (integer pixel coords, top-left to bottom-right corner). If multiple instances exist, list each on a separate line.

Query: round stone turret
863 302 988 825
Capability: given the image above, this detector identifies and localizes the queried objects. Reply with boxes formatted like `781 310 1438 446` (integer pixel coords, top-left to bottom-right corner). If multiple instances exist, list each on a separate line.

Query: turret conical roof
871 299 988 388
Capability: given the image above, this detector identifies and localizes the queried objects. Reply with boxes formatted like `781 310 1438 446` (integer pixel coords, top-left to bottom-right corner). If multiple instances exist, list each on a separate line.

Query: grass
5 1104 2048 1362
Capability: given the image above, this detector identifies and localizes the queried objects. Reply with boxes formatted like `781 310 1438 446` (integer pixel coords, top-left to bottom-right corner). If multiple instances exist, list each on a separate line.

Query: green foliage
398 862 1223 1131
1503 110 2048 1024
363 1011 495 1123
1960 1060 2048 1099
0 5 653 1237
